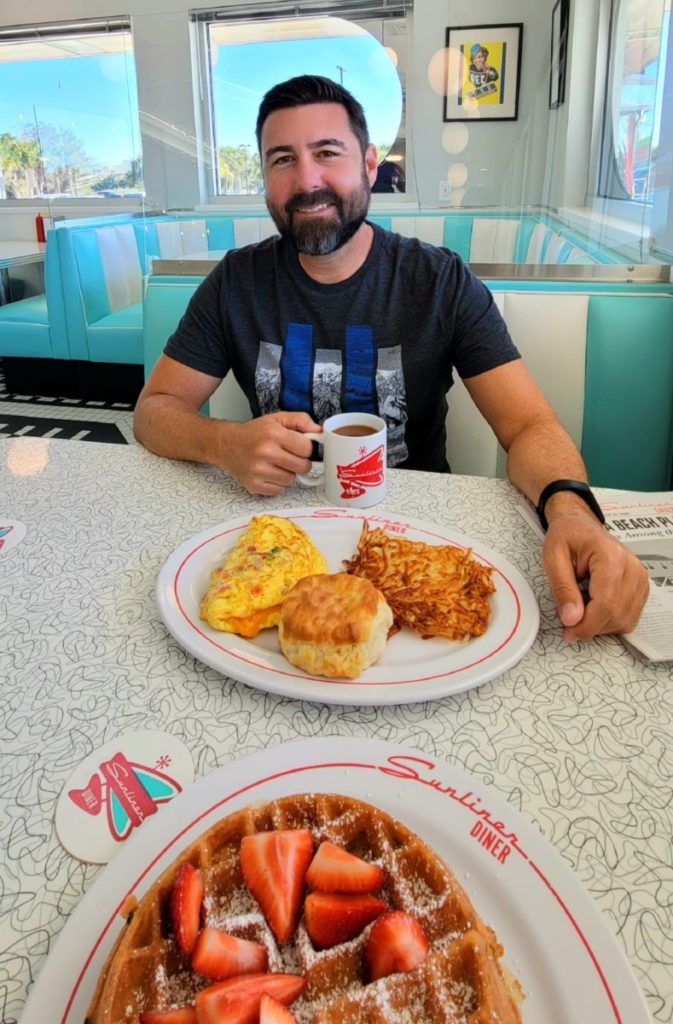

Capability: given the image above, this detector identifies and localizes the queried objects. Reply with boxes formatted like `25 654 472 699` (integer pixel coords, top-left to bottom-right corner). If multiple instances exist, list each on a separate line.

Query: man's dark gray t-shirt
164 222 519 472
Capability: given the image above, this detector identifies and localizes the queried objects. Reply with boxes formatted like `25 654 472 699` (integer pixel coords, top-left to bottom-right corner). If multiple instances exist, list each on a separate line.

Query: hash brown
343 522 495 641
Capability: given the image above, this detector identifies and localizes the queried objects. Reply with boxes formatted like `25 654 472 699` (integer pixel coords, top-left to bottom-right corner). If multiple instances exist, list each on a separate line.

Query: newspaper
516 490 673 663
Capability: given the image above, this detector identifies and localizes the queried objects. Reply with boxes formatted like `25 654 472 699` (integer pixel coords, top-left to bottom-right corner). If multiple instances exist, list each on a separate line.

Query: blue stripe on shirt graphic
345 324 377 413
280 323 314 411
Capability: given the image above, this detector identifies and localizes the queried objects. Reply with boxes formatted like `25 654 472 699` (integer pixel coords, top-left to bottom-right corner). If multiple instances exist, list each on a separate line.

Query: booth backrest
144 274 252 422
29 207 642 379
75 224 143 319
131 215 278 264
446 290 673 491
44 209 619 364
53 221 144 360
43 230 69 359
368 212 614 264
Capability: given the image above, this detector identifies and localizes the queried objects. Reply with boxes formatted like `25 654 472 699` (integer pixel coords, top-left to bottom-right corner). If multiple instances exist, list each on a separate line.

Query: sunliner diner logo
337 444 385 499
68 752 182 842
55 730 194 862
378 755 522 865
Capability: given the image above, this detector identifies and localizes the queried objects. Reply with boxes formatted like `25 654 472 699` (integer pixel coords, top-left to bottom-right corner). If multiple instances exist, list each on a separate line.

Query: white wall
0 0 560 220
413 0 555 209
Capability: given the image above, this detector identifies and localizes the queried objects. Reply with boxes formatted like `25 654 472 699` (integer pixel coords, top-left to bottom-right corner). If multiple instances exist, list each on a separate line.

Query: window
0 18 143 200
191 1 410 199
598 0 671 204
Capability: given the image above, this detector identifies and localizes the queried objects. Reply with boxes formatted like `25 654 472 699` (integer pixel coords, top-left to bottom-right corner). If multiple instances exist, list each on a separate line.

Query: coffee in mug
296 412 387 508
333 425 377 437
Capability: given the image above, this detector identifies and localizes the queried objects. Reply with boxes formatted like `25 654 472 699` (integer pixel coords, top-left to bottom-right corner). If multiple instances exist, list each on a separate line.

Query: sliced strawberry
306 842 386 894
304 892 387 950
259 994 297 1024
366 910 430 981
240 829 313 943
172 863 204 956
192 927 268 980
139 1008 197 1023
195 973 305 1024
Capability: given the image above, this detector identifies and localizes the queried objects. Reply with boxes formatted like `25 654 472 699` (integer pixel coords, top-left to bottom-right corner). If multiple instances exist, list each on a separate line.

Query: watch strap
536 479 606 532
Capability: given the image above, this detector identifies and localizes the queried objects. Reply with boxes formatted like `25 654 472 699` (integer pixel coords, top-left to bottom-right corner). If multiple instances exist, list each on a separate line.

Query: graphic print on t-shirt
254 323 409 465
313 349 342 423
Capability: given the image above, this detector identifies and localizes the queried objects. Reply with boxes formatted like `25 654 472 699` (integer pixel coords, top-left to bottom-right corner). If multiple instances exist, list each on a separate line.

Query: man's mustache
285 189 341 216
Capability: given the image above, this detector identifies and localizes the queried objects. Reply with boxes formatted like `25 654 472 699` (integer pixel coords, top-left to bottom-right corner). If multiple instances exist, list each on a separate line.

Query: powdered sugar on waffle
88 794 521 1024
193 805 478 1022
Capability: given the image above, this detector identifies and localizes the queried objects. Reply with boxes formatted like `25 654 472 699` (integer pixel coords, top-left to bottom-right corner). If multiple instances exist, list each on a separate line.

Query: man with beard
134 75 648 642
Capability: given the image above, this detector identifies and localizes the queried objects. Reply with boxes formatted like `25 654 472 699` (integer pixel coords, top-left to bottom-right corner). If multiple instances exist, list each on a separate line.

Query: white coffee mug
297 412 387 508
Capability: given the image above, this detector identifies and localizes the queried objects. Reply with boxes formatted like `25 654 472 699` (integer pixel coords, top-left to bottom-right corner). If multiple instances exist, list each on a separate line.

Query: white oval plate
155 507 539 705
154 503 536 704
21 738 650 1024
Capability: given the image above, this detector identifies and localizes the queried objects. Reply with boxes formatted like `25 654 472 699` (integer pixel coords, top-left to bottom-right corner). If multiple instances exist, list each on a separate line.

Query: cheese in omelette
200 515 328 638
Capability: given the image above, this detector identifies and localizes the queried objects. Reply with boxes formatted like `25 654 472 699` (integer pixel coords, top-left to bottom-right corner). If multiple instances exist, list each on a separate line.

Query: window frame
0 16 142 206
189 0 412 206
588 0 669 231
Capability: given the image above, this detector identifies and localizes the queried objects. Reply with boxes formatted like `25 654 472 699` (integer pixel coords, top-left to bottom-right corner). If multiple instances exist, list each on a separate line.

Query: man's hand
220 411 320 496
542 510 649 641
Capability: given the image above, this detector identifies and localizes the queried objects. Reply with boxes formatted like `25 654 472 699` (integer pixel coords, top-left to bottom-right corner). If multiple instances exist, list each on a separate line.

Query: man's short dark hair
256 75 370 155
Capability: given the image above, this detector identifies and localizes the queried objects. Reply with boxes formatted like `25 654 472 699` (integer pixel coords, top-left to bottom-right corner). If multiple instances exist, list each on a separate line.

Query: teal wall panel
144 277 201 378
442 215 472 260
144 276 209 412
583 296 673 490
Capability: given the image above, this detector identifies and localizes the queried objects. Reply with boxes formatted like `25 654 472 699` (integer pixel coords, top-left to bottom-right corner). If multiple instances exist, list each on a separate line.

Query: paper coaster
0 520 26 555
54 730 195 863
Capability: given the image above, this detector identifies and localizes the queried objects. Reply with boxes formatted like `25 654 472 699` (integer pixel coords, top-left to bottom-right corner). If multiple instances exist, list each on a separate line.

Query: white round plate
21 738 649 1024
155 507 539 704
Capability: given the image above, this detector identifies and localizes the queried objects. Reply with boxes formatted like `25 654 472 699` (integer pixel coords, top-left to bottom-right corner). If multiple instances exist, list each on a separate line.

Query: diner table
1 436 671 1024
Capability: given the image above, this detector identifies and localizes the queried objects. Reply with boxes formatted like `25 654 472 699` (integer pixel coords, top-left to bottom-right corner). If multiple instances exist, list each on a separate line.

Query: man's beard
267 173 371 256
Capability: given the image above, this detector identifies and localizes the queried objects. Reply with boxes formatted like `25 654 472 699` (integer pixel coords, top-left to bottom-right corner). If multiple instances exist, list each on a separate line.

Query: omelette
200 515 328 638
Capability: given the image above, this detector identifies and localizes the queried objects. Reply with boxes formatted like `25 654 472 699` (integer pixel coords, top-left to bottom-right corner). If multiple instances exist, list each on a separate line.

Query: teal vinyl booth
0 231 68 360
582 295 673 489
0 208 621 370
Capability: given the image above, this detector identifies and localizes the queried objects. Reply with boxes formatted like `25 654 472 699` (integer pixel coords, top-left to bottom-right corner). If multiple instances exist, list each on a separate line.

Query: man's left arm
464 359 649 640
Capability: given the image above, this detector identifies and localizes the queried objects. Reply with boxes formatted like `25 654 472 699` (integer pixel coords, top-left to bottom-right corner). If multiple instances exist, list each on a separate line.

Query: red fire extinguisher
35 212 46 243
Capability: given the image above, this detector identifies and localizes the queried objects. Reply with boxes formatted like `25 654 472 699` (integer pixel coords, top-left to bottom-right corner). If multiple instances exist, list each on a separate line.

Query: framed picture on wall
443 23 523 122
549 0 569 108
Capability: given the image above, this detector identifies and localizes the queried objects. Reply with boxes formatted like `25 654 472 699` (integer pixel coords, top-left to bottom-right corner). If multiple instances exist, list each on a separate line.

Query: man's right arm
133 354 319 495
134 354 226 464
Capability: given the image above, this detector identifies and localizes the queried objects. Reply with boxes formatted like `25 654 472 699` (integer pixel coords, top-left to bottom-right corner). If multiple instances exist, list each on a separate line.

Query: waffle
85 793 523 1023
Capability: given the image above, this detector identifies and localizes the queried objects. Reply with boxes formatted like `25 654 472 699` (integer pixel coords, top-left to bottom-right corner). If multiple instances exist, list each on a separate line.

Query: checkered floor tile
0 362 134 444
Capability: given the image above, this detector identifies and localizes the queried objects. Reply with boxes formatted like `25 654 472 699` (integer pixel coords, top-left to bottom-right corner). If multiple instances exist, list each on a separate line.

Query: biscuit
279 573 393 679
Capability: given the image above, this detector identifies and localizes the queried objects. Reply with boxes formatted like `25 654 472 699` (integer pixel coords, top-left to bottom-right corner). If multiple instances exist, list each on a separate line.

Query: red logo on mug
337 444 385 499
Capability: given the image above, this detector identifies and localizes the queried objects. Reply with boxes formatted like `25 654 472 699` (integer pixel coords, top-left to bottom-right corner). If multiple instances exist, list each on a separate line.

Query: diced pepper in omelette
200 515 328 638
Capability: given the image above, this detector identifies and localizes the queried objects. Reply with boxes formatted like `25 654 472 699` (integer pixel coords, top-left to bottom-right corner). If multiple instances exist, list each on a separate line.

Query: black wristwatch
536 479 606 532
